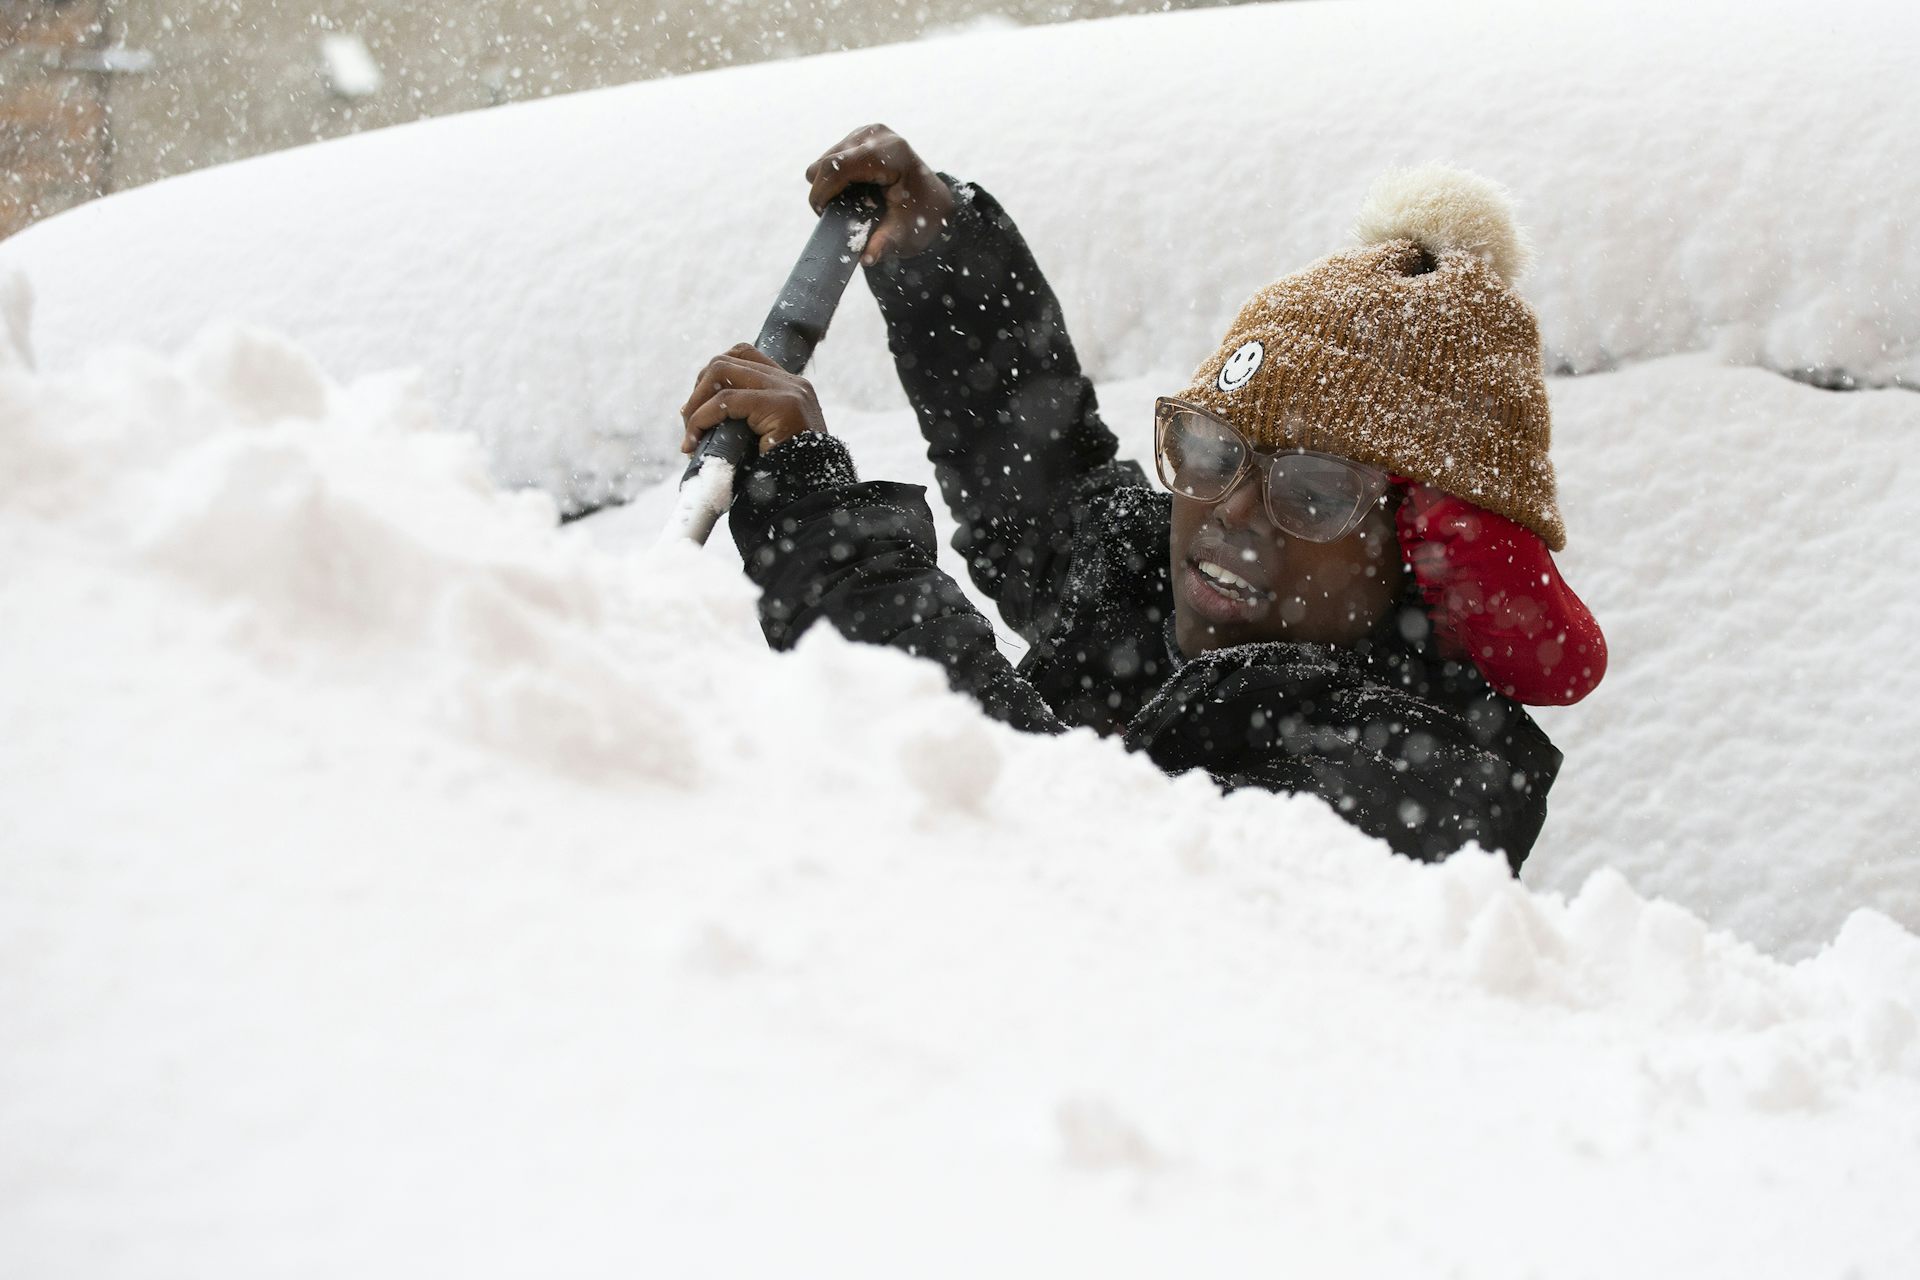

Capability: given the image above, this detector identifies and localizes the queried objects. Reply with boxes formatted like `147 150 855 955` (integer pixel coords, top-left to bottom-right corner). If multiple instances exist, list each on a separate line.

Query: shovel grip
677 183 883 494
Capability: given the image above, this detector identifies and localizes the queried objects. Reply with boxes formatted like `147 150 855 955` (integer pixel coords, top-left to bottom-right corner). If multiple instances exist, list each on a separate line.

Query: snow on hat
1177 165 1564 550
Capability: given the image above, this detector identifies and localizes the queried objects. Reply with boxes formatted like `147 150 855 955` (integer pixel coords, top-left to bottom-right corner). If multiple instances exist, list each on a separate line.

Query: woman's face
1169 475 1407 657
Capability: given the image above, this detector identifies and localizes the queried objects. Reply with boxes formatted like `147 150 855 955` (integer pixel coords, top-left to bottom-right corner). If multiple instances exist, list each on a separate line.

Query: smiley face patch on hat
1217 339 1264 392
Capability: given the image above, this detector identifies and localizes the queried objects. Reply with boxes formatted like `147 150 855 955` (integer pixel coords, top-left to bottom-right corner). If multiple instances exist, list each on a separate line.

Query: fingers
805 123 904 212
807 147 900 214
679 344 821 454
677 345 776 423
802 124 953 265
684 383 804 434
804 123 880 182
682 387 813 452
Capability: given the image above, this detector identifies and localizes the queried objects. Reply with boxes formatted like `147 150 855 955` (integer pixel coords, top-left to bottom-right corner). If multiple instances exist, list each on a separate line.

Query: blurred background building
2 0 1237 240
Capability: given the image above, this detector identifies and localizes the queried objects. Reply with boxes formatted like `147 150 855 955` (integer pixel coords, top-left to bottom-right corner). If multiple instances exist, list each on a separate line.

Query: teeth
1197 560 1259 597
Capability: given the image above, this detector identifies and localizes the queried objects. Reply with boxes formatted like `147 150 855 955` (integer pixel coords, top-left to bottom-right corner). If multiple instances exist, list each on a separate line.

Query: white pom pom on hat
1351 164 1533 285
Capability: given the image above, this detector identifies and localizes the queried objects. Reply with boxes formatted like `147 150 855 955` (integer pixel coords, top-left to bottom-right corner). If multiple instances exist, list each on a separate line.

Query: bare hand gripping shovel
660 184 884 546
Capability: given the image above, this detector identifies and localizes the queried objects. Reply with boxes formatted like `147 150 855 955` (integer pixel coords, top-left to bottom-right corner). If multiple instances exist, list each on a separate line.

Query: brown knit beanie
1177 165 1565 550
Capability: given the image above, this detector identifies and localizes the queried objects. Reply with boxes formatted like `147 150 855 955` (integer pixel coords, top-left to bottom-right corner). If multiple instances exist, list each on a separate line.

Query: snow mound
5 297 1920 1275
1528 356 1920 954
2 0 1916 508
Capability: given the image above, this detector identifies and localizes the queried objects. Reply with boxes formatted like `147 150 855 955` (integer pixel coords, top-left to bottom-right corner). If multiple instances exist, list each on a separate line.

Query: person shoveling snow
680 125 1606 869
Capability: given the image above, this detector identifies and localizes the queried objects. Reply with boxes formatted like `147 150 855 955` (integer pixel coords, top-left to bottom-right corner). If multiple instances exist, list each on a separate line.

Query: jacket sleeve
1122 644 1561 870
727 431 1065 735
861 177 1148 646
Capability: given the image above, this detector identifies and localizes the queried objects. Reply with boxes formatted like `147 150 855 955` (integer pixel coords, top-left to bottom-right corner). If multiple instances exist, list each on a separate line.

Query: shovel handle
667 184 883 543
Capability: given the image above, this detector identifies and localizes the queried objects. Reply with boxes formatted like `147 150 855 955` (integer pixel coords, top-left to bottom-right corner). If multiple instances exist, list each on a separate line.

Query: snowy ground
6 311 1919 1276
4 0 1920 1273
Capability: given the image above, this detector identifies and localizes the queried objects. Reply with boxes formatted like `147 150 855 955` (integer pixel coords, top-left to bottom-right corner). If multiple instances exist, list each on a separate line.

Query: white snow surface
5 298 1919 1277
6 0 1920 1269
2 0 1916 507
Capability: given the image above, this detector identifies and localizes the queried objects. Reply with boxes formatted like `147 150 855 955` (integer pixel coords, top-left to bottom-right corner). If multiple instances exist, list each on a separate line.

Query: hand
679 343 829 456
805 123 956 265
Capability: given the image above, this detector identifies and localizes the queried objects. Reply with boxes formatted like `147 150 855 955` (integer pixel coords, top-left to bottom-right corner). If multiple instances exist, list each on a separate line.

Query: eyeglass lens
1158 409 1245 501
1158 407 1380 543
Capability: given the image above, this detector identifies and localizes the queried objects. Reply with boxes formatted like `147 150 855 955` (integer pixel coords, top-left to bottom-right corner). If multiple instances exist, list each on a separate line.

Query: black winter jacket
728 179 1561 869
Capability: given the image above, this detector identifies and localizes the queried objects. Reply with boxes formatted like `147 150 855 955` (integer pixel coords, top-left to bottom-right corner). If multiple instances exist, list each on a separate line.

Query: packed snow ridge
4 275 1920 1276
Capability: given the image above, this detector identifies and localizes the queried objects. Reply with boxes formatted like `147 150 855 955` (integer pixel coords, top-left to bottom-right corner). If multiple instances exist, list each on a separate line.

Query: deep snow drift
4 0 1917 958
4 295 1919 1277
5 0 1920 1271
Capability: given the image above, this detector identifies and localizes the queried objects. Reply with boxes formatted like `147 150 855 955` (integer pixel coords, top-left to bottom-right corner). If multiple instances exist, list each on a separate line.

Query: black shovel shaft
679 184 884 488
